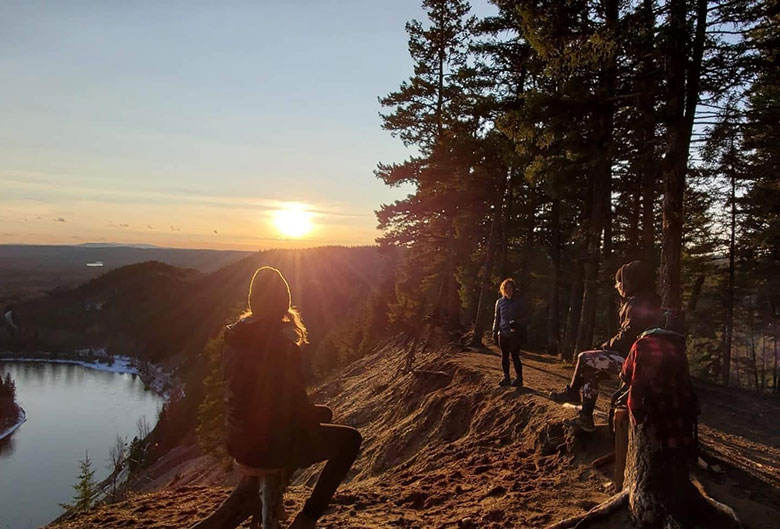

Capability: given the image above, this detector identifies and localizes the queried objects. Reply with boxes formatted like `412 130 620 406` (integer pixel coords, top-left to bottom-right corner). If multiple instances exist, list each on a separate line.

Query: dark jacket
601 261 663 357
492 295 530 337
222 316 319 465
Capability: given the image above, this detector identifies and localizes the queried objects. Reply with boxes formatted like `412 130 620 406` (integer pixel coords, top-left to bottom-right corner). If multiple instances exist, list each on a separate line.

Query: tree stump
188 464 287 529
545 419 742 529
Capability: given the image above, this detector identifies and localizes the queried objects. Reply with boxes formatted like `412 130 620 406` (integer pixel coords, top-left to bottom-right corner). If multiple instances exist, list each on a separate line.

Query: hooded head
248 266 292 321
229 266 308 346
615 260 654 298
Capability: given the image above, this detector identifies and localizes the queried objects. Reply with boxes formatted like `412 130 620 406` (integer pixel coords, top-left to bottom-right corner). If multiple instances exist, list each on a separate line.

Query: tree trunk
639 0 657 265
686 274 705 314
660 0 707 312
773 335 778 393
628 176 641 254
748 299 759 390
499 172 516 279
624 422 741 528
723 161 736 385
604 177 618 339
562 261 584 362
576 0 617 354
548 198 562 354
471 175 507 346
518 179 536 294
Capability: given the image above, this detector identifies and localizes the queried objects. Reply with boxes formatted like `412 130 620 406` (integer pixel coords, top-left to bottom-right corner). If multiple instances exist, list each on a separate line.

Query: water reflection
0 434 16 457
0 361 163 529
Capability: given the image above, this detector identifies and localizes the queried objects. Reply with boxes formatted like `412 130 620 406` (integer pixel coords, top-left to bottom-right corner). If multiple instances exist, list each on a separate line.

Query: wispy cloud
54 217 66 222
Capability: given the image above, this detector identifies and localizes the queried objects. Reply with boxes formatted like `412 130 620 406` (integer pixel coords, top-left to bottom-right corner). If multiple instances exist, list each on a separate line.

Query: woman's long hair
499 278 516 298
241 266 308 345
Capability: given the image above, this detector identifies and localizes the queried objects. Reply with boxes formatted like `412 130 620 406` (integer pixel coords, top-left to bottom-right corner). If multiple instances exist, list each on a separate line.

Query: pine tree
196 335 228 462
61 451 96 513
377 0 480 330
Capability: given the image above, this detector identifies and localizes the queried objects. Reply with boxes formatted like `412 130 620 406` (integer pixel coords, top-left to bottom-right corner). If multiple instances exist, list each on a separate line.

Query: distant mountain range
75 242 162 249
0 244 254 306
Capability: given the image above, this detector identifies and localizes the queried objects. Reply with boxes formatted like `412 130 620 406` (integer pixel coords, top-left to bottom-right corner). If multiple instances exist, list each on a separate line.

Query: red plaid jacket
621 329 698 452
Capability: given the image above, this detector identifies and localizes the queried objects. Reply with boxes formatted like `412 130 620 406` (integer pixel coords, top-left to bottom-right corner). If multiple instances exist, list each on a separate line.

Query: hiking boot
550 384 580 404
511 377 523 388
564 413 595 433
498 377 511 387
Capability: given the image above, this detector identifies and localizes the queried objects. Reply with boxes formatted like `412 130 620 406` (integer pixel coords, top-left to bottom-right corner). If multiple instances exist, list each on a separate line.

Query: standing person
222 266 362 529
550 260 662 431
492 278 529 388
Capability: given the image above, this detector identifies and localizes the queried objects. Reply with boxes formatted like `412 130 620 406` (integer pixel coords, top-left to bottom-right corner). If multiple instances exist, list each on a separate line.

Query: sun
272 204 313 238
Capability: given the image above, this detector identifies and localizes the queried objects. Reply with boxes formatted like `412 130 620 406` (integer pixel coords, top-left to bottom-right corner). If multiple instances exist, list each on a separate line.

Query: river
0 361 164 529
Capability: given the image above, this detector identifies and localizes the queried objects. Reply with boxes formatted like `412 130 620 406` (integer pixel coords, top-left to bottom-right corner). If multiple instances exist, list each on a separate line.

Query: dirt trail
49 339 780 529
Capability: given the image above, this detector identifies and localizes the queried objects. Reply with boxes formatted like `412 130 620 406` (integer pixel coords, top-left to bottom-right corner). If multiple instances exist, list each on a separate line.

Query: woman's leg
498 334 511 380
510 335 523 382
288 424 362 521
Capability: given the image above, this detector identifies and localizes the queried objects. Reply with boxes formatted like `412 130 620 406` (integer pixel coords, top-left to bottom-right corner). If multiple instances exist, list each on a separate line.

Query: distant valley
0 244 253 306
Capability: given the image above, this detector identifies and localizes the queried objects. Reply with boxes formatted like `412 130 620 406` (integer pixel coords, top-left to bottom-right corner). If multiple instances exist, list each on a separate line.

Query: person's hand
492 331 499 344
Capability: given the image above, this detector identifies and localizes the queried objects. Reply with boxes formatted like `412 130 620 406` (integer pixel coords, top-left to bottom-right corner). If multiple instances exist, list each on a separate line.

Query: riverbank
0 403 26 441
0 351 176 399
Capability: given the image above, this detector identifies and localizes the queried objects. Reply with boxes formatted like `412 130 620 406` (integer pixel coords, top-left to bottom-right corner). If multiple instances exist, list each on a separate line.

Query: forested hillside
375 0 779 391
1 246 395 372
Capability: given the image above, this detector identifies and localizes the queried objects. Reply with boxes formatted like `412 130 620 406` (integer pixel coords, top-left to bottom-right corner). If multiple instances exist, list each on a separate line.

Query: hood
616 260 654 297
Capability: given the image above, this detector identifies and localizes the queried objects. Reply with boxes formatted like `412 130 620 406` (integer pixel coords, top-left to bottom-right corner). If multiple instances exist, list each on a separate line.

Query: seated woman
223 266 362 529
550 260 662 431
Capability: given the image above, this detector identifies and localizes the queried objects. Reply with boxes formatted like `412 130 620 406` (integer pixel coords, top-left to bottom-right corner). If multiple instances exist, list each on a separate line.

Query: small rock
458 516 474 528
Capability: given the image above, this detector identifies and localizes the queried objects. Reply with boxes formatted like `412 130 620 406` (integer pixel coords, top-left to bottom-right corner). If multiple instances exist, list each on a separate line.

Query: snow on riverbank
0 355 139 375
0 353 177 400
0 405 26 441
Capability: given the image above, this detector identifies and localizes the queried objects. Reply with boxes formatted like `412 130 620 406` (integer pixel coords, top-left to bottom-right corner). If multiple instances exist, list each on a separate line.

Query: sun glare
272 204 313 238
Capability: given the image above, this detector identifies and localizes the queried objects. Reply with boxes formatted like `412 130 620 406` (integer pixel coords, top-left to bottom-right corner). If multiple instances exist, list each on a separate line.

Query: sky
0 0 496 251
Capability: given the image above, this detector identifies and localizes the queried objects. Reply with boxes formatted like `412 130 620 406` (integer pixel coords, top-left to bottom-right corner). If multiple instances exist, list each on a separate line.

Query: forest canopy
375 0 780 391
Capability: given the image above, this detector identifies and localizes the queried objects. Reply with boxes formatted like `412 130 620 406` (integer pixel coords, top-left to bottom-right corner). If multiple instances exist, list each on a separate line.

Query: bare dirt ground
49 337 780 529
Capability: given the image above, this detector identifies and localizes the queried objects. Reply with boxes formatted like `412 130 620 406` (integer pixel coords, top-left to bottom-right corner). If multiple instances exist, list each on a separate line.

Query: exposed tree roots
544 490 628 529
544 479 743 529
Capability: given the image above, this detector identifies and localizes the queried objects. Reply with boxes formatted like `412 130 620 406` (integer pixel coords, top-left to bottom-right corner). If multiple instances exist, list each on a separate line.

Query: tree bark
773 335 778 393
548 198 562 354
575 0 617 354
660 0 708 312
604 178 618 339
562 261 584 362
624 422 741 528
639 0 657 265
723 157 736 385
470 175 507 346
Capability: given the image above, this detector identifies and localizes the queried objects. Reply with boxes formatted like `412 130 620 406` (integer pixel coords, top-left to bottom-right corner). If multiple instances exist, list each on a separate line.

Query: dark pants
277 406 362 520
498 333 523 380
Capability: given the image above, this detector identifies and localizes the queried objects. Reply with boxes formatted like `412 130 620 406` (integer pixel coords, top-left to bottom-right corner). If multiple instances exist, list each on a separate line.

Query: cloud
147 224 154 229
170 225 181 232
119 223 129 228
213 229 218 234
54 217 66 222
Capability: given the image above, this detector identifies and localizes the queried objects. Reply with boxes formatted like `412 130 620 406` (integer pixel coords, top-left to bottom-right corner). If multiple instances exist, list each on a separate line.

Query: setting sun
272 204 314 238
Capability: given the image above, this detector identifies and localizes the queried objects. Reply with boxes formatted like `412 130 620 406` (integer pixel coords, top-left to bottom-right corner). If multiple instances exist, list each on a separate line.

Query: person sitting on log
550 260 662 431
492 278 529 388
223 266 362 529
